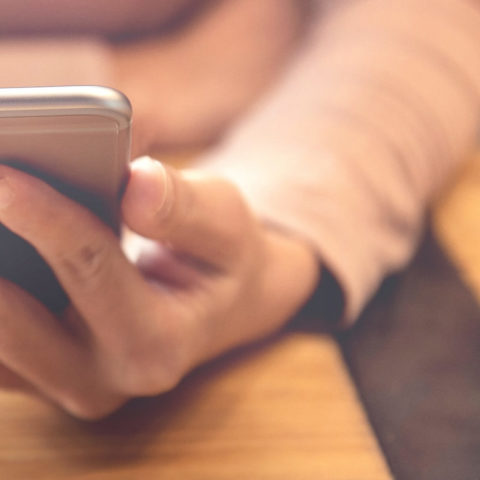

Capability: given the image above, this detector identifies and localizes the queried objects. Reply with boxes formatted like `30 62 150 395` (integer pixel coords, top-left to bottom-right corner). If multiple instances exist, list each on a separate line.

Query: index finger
0 165 162 344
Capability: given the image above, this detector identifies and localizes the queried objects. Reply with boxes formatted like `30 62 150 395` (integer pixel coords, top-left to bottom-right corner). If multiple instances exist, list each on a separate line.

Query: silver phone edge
0 86 132 130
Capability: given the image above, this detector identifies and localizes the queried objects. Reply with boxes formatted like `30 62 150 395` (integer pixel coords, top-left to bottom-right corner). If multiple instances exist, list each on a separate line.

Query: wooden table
2 153 479 480
0 332 391 479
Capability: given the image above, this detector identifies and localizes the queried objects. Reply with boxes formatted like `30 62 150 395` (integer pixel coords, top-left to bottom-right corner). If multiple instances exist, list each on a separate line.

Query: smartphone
0 86 132 312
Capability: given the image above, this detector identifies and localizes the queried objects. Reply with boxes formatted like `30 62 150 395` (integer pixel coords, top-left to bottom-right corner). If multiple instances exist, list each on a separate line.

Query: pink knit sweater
0 0 479 324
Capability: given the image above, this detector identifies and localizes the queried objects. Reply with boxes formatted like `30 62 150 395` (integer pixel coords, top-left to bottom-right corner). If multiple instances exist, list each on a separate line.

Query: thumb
121 157 254 268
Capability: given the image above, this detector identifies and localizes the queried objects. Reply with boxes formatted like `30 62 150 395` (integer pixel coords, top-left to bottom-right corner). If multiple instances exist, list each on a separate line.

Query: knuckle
58 239 113 286
59 387 123 421
110 328 187 397
121 353 184 397
127 363 183 396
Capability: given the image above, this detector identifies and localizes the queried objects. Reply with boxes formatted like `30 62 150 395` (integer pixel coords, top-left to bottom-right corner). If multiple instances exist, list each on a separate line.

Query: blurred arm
199 0 480 324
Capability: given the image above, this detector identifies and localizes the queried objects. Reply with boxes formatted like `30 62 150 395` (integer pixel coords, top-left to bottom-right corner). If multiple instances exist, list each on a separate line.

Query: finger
0 363 33 393
121 157 253 269
122 233 208 288
0 165 159 341
0 278 124 419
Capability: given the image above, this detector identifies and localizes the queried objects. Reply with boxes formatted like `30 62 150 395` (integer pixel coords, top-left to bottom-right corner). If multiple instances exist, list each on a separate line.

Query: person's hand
0 158 318 419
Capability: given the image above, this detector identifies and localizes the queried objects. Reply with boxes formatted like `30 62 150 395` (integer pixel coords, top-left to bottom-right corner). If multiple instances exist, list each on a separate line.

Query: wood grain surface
434 154 480 300
0 333 391 479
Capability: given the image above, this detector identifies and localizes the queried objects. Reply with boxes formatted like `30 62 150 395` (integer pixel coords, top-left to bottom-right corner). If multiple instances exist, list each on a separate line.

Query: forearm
199 0 480 324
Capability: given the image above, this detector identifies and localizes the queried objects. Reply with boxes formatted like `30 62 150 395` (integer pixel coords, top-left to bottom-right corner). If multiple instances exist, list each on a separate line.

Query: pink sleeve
199 0 480 324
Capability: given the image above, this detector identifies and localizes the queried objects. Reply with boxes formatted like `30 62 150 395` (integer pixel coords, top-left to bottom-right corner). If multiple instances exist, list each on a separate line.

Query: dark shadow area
339 228 480 480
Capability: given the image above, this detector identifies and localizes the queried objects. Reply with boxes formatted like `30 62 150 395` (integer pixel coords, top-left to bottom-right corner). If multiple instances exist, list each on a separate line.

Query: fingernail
133 157 170 216
151 161 171 217
0 177 13 209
